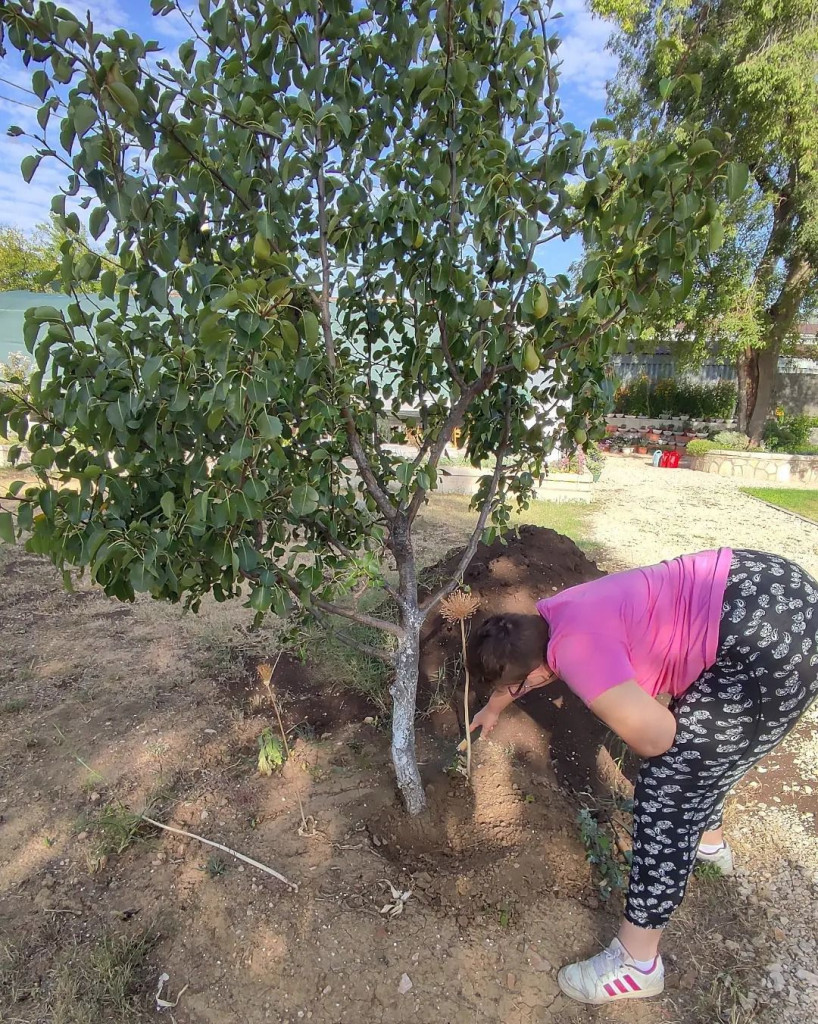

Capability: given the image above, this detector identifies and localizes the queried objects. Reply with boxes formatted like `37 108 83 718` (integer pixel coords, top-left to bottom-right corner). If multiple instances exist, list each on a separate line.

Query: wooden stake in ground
440 591 480 779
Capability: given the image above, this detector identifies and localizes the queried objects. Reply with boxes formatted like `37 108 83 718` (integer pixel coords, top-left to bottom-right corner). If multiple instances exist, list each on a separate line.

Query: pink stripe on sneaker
604 982 617 998
614 979 628 994
623 974 641 992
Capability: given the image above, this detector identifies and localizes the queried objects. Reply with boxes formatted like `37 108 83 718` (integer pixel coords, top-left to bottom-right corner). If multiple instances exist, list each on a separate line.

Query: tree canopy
592 0 818 436
0 0 731 811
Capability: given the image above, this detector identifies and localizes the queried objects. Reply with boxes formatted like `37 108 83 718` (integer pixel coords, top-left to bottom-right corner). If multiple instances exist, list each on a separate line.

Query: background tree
0 0 728 813
592 0 818 438
0 215 102 292
0 223 55 291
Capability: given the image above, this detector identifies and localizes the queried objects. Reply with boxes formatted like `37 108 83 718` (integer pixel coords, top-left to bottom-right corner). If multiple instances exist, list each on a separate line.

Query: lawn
740 487 818 523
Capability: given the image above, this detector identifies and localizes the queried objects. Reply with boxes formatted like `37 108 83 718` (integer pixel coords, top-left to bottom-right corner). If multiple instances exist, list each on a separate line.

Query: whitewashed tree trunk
390 612 425 815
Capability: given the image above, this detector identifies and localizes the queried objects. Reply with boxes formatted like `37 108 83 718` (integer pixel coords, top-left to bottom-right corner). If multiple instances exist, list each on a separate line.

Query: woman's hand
469 703 500 737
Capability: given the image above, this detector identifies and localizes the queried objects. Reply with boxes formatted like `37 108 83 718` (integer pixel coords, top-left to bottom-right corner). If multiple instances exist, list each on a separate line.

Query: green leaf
290 484 320 517
301 311 320 345
708 219 725 252
257 412 282 439
108 81 140 118
73 101 97 137
32 70 49 101
160 491 175 518
685 73 703 100
89 206 109 240
590 117 616 134
21 155 42 183
726 162 749 202
0 511 15 544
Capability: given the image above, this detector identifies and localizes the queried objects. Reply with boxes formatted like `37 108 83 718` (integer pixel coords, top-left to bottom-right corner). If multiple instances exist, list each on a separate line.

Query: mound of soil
418 524 615 793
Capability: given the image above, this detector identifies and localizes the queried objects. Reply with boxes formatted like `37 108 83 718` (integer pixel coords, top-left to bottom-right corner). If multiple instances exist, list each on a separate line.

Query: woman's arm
469 670 555 737
589 680 677 759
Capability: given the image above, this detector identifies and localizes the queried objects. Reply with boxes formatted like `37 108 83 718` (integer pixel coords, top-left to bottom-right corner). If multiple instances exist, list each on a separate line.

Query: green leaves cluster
0 0 726 631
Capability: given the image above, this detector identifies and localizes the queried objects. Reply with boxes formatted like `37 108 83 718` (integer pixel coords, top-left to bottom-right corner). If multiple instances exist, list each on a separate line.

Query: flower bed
688 449 818 485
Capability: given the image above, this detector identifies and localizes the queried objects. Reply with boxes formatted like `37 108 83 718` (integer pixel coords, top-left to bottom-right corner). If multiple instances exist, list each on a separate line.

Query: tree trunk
390 609 426 815
735 347 759 435
736 343 779 441
746 344 778 441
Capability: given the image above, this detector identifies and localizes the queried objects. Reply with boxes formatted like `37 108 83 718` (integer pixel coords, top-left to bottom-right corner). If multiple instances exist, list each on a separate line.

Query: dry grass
49 930 157 1024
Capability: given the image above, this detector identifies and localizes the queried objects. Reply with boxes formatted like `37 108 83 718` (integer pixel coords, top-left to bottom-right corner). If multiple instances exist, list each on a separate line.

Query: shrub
652 377 678 416
710 430 752 451
700 379 737 420
686 440 718 456
612 376 736 420
763 413 812 452
614 374 652 415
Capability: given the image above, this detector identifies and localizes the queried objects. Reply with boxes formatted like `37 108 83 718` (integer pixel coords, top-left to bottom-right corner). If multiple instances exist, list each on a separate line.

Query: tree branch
420 402 513 616
278 567 403 638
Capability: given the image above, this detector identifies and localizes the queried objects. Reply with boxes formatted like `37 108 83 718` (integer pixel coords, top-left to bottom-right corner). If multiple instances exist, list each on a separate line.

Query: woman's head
467 613 551 693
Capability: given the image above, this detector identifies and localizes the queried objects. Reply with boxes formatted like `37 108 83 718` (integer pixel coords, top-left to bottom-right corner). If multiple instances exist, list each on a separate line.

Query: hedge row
614 375 737 420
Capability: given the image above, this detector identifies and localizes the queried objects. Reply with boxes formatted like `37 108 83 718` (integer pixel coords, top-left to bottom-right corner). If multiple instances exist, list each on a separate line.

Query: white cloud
61 0 134 36
550 1 618 102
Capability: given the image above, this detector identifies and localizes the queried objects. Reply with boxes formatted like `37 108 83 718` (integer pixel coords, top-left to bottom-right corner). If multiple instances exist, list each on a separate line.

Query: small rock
321 985 332 996
680 970 697 990
769 971 786 994
89 792 101 804
506 972 517 990
526 947 552 973
796 969 818 986
398 973 413 995
77 831 89 842
773 927 786 943
42 873 56 889
200 810 210 822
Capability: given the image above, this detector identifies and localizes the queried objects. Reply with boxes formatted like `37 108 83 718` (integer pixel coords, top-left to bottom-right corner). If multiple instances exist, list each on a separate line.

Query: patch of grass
1 940 37 1006
1 697 28 714
415 493 599 570
205 854 229 878
50 930 156 1024
694 860 725 882
741 487 818 523
80 802 156 864
696 968 757 1024
290 620 393 716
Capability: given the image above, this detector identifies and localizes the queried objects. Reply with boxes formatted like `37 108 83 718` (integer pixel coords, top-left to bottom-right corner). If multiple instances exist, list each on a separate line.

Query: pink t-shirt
536 549 733 705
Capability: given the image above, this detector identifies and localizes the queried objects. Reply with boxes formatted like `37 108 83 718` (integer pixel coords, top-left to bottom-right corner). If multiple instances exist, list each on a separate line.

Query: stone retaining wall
688 449 818 485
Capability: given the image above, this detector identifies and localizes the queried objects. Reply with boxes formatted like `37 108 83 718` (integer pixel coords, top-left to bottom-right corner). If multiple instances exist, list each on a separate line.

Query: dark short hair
467 613 549 691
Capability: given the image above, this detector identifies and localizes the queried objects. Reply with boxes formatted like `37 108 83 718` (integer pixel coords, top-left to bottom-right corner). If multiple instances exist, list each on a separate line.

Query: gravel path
588 456 818 579
588 457 818 1024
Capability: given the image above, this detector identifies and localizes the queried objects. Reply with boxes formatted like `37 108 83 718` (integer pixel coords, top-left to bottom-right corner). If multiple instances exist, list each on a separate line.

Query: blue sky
0 0 616 277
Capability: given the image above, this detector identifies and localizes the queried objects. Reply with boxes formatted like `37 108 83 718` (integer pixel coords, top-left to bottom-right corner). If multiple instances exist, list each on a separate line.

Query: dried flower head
440 590 480 623
257 661 273 686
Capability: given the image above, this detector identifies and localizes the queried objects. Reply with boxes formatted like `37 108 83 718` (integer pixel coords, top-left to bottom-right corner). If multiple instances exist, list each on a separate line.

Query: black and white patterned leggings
625 550 818 929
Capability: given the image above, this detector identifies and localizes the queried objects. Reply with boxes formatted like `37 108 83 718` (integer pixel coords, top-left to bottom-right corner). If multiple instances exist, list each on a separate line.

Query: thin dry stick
440 590 480 779
140 816 298 891
461 618 473 779
258 656 314 835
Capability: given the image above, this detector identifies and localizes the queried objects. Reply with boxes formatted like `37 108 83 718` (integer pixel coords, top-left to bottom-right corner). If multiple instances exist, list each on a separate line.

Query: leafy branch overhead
0 0 733 812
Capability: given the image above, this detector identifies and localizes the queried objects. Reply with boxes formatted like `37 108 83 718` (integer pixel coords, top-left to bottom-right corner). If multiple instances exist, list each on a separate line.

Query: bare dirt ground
1 460 816 1024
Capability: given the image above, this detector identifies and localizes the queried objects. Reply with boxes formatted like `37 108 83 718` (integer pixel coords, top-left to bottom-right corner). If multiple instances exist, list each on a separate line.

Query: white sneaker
557 938 665 1004
696 840 735 875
